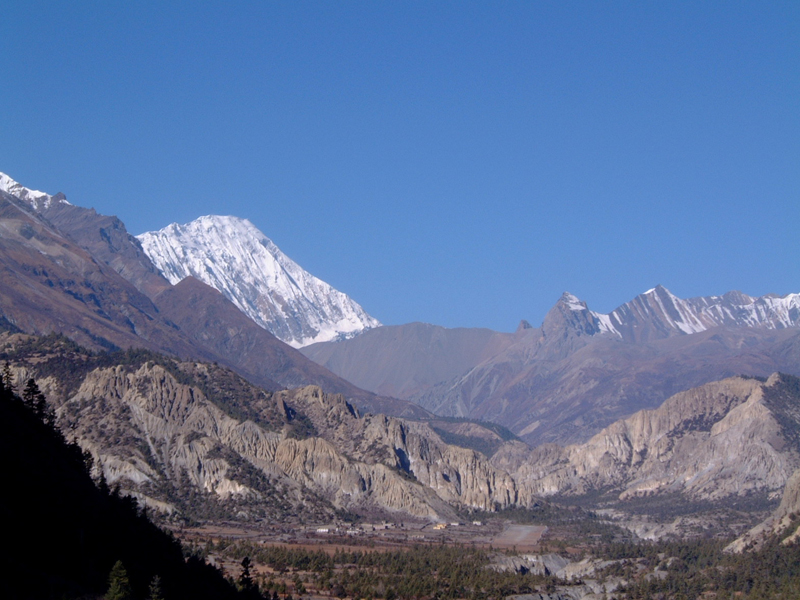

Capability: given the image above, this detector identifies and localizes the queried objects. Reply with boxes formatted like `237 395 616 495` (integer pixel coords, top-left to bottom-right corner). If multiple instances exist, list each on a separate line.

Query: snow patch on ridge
593 312 618 335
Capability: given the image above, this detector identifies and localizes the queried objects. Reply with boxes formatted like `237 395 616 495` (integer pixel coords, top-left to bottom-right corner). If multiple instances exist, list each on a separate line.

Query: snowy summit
0 172 71 211
137 215 380 347
561 285 800 342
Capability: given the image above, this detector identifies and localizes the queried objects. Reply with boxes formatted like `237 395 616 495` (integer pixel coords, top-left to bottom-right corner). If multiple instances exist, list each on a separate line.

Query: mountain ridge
0 332 535 521
0 171 417 418
492 373 800 502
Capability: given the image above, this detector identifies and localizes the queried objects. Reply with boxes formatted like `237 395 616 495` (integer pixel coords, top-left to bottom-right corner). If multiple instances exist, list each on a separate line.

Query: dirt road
491 524 547 549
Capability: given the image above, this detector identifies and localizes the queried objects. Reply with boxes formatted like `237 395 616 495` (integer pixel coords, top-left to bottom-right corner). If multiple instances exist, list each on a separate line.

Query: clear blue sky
2 1 798 330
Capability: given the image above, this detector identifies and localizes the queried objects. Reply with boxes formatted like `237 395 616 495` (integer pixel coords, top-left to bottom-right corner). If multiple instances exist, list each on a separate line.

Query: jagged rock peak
516 319 533 332
558 291 589 311
609 285 800 340
541 292 617 338
283 385 360 419
137 215 381 347
0 171 70 211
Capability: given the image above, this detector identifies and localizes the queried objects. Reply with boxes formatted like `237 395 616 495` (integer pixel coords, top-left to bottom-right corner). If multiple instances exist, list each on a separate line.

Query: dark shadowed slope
0 379 241 600
0 190 211 357
154 277 430 417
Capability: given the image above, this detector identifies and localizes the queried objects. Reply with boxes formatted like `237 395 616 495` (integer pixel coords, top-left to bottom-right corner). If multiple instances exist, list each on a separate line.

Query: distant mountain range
304 289 800 445
566 286 800 342
3 169 799 445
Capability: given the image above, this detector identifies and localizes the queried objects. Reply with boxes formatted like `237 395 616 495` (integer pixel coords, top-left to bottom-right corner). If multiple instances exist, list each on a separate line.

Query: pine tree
2 361 15 393
148 574 165 600
106 560 134 600
239 556 255 591
22 378 39 408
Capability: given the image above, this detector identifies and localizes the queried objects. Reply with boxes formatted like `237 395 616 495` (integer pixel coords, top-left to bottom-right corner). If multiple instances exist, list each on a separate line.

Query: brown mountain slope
154 277 430 418
1 181 421 414
0 190 210 357
39 199 172 299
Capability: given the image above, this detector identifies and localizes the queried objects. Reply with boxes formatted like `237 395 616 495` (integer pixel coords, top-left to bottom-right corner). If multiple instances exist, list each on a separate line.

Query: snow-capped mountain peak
0 172 70 211
562 285 800 342
137 215 381 347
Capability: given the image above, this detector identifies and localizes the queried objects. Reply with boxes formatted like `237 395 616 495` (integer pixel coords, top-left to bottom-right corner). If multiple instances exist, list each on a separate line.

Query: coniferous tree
2 361 15 393
22 378 39 408
106 560 134 600
148 574 165 600
21 378 51 423
240 556 255 591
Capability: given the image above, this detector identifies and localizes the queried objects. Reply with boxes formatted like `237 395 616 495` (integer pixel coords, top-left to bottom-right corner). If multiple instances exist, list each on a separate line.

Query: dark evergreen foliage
105 560 134 600
0 376 246 600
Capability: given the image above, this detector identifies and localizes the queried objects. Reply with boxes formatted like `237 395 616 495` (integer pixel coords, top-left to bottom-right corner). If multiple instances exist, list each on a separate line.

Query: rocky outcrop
495 374 800 502
62 363 458 519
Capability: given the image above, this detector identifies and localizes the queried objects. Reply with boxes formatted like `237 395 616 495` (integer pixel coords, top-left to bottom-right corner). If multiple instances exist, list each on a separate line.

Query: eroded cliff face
494 374 800 502
6 346 530 522
280 386 532 511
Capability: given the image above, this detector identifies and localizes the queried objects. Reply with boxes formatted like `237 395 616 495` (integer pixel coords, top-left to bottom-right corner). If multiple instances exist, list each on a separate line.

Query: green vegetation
214 541 561 600
106 560 134 600
600 527 800 599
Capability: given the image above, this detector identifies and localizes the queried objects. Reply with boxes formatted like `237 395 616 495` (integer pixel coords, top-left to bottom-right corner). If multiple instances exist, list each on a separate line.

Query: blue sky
2 1 798 330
